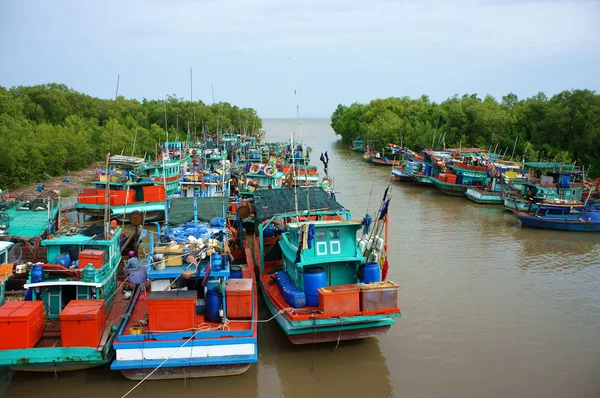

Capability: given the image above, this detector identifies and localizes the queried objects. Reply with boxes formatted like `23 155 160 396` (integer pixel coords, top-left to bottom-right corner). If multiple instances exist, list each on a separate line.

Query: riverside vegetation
331 90 600 177
0 83 262 189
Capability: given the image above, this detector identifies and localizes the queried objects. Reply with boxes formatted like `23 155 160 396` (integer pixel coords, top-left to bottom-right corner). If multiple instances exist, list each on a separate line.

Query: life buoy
263 165 276 177
249 163 261 174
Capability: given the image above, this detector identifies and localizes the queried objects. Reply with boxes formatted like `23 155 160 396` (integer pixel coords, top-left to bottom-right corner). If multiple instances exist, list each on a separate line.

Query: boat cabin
280 221 363 290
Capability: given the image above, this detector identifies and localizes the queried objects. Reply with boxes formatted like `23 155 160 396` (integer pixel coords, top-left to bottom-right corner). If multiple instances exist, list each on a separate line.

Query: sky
1 0 599 118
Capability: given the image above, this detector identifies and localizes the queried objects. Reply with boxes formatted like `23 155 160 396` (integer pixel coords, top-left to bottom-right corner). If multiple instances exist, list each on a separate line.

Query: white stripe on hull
116 343 256 361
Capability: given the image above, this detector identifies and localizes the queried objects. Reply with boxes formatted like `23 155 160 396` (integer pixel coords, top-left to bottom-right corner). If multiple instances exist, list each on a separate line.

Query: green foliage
0 84 262 189
331 90 600 177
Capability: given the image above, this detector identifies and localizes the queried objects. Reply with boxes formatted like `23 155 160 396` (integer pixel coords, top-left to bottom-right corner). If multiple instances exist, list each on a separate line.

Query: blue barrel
205 287 222 322
361 262 381 283
303 267 326 307
31 263 45 284
424 164 432 176
456 173 464 185
55 253 71 268
230 265 243 279
211 253 222 272
561 175 570 188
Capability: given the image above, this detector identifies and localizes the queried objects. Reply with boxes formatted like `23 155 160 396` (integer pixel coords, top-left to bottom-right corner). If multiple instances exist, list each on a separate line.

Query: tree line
0 83 262 189
330 90 600 177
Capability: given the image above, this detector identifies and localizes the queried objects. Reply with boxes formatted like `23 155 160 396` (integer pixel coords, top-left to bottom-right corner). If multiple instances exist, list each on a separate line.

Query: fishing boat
351 138 366 152
430 162 490 196
76 155 168 223
111 215 258 380
0 241 14 306
363 151 400 166
0 223 137 371
0 194 60 262
391 148 425 182
502 163 585 211
406 149 448 185
512 204 600 232
254 187 401 344
466 162 524 204
238 163 285 197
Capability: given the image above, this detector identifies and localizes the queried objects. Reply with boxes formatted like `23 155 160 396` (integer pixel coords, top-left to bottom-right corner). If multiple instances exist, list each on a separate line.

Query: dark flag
378 199 390 221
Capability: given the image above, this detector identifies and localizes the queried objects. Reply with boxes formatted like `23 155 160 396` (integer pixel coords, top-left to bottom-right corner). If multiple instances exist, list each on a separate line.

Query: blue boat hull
513 211 600 232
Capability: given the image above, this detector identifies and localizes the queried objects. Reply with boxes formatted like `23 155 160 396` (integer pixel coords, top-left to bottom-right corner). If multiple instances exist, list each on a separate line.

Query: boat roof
1 203 60 238
287 220 362 228
0 241 14 252
253 187 345 223
109 155 146 165
523 161 579 170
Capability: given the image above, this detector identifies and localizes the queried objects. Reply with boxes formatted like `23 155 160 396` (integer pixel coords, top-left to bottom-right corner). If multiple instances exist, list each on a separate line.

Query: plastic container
31 263 44 283
226 278 253 319
446 174 457 184
128 265 147 285
211 252 222 272
147 290 196 332
55 253 72 268
286 290 307 308
0 301 45 349
317 284 360 315
60 300 106 347
230 265 243 279
360 262 381 283
303 267 327 307
358 282 399 311
205 287 223 322
78 249 106 269
456 173 464 185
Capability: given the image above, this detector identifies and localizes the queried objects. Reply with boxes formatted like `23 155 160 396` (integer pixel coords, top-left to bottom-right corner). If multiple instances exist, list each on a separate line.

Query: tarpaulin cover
253 187 344 223
167 197 229 226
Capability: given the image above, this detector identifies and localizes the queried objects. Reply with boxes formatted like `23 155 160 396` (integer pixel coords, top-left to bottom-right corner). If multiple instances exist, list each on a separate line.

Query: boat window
0 251 6 264
316 241 327 256
330 241 341 255
329 229 340 239
60 245 80 261
547 208 566 215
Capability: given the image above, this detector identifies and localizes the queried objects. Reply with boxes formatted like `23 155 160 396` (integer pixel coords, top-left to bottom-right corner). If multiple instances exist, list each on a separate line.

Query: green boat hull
465 188 503 204
430 178 469 196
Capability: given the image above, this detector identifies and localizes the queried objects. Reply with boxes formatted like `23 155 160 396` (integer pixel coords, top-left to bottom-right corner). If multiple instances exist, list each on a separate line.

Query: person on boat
375 152 381 159
125 251 139 273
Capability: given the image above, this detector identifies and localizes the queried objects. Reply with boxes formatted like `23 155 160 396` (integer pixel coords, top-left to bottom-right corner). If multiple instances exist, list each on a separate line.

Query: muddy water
3 119 600 398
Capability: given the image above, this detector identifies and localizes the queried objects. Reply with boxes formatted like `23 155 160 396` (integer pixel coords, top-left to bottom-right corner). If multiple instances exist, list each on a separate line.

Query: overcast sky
1 0 598 118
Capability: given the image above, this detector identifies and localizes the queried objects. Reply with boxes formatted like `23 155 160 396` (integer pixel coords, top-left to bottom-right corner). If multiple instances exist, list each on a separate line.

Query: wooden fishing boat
512 204 600 232
111 220 258 380
253 187 401 345
502 164 585 211
76 155 169 223
363 151 400 166
0 224 137 371
430 163 490 197
351 138 366 152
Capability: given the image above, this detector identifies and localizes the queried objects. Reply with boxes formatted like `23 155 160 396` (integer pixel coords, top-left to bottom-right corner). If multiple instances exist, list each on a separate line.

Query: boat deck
34 284 130 349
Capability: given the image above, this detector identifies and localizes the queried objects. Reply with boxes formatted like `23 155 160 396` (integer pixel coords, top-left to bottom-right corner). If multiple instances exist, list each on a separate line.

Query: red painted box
226 278 253 319
0 301 45 349
78 249 106 269
147 290 196 332
318 284 360 315
60 300 106 347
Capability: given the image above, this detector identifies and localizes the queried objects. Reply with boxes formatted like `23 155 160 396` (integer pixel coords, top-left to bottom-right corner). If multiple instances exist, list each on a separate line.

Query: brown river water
3 119 599 397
